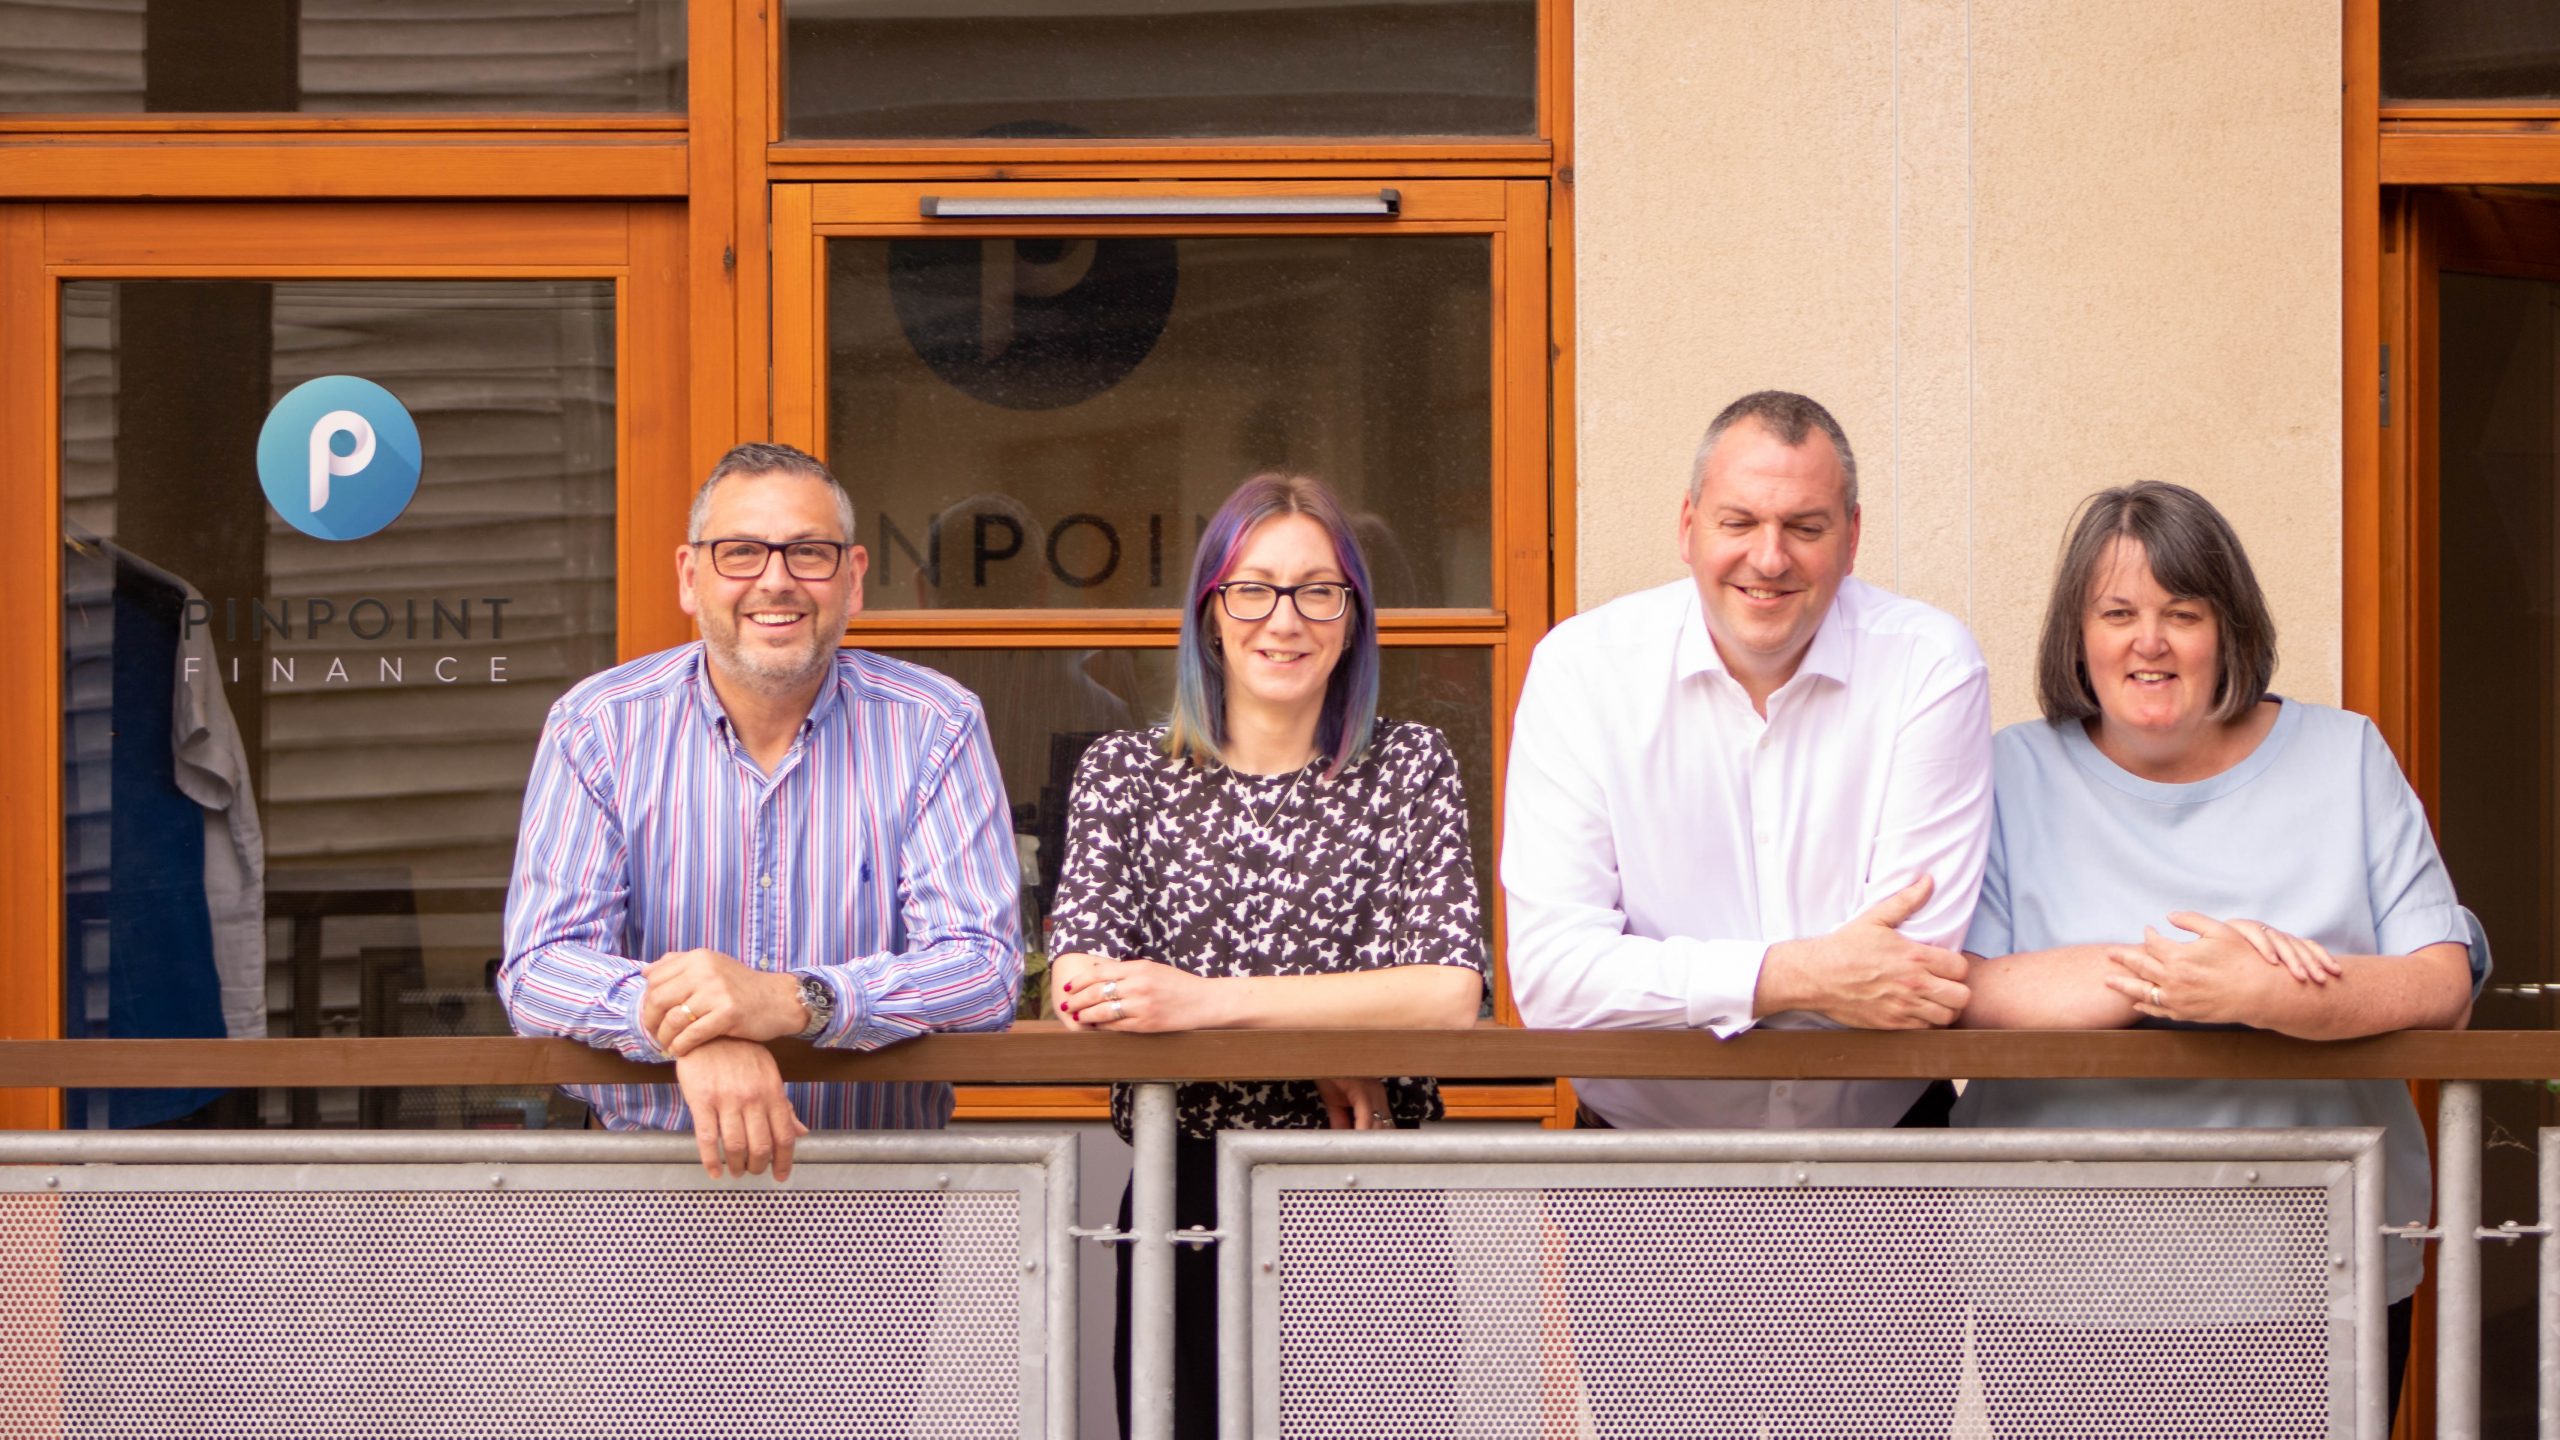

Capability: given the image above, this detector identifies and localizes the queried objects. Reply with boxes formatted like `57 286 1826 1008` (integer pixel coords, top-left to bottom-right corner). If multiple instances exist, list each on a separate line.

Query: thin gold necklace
1237 752 1317 832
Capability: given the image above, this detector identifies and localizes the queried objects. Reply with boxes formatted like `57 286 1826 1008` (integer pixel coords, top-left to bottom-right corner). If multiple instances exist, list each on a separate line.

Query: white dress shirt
1502 575 1993 1130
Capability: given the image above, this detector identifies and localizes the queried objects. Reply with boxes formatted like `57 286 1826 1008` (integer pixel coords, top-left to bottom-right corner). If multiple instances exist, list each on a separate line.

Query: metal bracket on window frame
920 190 1400 220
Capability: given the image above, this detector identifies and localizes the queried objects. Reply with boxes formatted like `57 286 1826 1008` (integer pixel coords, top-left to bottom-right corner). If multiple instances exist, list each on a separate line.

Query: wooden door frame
0 200 692 1127
769 176 1555 1119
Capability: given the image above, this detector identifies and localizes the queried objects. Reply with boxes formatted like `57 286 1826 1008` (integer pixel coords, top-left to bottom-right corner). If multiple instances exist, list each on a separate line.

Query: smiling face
1212 512 1350 732
677 469 867 700
1677 418 1859 702
2080 534 2221 745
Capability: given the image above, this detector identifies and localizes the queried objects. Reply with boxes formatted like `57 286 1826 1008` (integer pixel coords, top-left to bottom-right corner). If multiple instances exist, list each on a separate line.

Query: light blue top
1953 698 2488 1301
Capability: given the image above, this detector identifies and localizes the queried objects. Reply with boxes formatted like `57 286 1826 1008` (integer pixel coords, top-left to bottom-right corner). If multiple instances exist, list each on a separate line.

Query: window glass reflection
0 0 685 113
2384 0 2560 100
786 0 1536 140
60 279 616 1129
830 235 1494 610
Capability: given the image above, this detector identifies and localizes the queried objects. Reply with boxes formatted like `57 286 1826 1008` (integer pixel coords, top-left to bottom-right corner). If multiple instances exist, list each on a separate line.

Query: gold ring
674 1003 695 1019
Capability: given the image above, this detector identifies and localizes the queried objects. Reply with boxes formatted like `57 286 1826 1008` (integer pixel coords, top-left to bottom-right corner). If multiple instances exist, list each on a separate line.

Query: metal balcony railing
0 1131 1079 1440
0 1028 2551 1440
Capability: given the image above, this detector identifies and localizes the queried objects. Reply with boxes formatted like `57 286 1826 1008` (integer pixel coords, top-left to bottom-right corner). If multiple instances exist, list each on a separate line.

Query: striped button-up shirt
499 644 1021 1130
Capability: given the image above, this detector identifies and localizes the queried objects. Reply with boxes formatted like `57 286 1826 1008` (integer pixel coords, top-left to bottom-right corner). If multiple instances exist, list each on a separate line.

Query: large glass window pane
829 235 1494 610
884 645 1495 1018
785 0 1536 140
0 0 685 113
60 279 616 1130
2383 0 2560 101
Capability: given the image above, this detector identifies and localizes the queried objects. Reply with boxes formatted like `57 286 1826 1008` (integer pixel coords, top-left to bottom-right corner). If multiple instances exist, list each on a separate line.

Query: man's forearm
499 943 663 1059
1508 925 1768 1035
823 933 1020 1047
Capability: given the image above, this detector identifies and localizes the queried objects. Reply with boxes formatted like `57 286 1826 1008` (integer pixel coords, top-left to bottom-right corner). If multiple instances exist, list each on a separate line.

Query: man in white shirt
1503 390 1992 1130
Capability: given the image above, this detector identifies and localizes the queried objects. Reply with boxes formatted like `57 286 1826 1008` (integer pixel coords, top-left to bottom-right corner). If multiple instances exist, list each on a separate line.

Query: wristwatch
794 973 836 1040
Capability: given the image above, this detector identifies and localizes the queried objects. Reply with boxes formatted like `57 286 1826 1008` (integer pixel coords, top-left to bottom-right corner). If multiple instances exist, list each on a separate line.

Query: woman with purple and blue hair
1046 471 1486 1439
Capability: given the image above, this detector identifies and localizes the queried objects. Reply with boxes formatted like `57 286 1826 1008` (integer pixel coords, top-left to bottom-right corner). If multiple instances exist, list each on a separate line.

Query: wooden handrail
2 1027 2556 1088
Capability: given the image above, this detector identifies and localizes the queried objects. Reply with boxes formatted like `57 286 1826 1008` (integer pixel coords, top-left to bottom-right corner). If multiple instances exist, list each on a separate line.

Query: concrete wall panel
1573 0 1897 606
1573 0 2342 721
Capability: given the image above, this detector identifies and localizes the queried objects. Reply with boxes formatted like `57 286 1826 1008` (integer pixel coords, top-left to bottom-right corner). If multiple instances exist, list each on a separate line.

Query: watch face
798 976 833 1035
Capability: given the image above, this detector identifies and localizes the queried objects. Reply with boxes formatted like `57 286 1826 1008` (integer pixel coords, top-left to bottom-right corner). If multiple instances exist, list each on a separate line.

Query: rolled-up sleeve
2359 717 2480 974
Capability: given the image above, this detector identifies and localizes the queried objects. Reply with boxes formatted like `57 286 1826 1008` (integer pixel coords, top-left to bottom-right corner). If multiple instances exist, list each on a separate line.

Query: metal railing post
2361 1126 2389 1440
2541 1130 2558 1440
1129 1082 1178 1440
1048 1130 1080 1440
2439 1080 2483 1440
1217 1130 1252 1440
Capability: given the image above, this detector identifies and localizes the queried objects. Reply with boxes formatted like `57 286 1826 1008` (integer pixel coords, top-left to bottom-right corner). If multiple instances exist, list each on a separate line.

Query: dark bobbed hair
1166 473 1380 778
2036 480 2277 725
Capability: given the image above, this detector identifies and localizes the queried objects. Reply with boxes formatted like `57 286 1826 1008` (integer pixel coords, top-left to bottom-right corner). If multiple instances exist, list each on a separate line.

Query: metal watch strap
794 973 834 1040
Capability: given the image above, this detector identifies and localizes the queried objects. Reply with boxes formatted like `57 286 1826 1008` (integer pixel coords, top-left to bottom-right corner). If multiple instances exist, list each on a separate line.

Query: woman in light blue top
1957 480 2485 1418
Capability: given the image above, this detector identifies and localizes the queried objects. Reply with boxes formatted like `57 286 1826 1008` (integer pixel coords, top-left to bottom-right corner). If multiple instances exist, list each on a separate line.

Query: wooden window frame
0 0 1578 1125
2342 1 2560 1430
768 175 1559 1120
0 201 693 1128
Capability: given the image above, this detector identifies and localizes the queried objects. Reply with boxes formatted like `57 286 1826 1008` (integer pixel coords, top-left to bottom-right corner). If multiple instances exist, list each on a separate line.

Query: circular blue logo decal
256 375 423 541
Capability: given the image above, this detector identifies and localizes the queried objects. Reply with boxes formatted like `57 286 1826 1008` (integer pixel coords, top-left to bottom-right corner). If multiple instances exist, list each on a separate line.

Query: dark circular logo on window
886 236 1178 411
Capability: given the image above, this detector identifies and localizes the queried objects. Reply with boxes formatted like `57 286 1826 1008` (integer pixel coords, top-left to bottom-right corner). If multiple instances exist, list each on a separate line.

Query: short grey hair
687 442 856 542
1687 390 1859 514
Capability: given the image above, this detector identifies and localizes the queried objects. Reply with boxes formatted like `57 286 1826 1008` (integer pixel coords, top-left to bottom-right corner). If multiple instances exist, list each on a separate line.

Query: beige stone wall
1572 0 2342 720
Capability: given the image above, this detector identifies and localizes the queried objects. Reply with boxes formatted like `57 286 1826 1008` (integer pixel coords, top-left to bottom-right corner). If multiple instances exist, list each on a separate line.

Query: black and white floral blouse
1047 720 1487 1140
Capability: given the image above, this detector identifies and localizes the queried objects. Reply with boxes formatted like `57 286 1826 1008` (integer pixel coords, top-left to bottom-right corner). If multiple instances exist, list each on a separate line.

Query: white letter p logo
308 409 377 515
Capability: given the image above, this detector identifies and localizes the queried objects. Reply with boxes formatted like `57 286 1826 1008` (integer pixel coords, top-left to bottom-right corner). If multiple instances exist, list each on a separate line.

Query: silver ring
1102 981 1119 1000
1112 1000 1126 1020
2148 986 2162 1009
1369 1112 1390 1126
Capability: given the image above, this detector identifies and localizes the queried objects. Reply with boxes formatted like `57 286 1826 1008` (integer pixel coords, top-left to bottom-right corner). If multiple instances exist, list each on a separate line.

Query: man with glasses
500 442 1020 1180
1503 391 1993 1132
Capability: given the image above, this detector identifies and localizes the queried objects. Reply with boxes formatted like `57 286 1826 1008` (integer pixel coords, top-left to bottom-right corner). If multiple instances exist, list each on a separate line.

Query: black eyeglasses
694 538 850 581
1213 581 1356 623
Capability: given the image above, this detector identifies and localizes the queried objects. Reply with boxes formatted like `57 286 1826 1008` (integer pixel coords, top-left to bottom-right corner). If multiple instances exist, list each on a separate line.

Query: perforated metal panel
1239 1151 2367 1440
0 1153 1065 1440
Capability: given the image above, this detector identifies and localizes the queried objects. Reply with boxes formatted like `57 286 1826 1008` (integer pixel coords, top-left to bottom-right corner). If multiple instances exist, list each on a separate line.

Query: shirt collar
685 644 727 736
803 652 849 731
1672 579 1856 690
684 643 848 743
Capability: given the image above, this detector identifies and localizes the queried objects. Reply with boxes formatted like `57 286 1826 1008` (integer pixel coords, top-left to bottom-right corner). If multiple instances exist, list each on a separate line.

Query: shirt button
759 875 773 889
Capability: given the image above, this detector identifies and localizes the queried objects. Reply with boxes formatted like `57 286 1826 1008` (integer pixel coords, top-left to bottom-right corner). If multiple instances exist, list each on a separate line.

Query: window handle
919 190 1400 220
